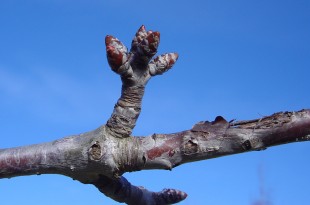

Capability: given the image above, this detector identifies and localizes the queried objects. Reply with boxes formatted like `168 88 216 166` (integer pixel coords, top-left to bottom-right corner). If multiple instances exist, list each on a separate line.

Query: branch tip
149 52 179 76
105 35 129 73
138 30 160 57
155 188 188 204
139 25 146 32
131 25 148 53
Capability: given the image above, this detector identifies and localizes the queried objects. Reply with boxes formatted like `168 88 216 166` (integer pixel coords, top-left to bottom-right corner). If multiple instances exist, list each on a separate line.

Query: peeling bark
1 25 309 204
134 110 310 172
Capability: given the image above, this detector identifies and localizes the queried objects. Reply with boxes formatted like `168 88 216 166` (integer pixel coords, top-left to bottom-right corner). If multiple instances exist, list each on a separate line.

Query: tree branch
105 26 178 138
132 110 310 171
93 175 187 205
1 25 310 204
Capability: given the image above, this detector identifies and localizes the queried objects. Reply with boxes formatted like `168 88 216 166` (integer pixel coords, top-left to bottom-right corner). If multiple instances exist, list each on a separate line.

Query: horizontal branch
1 110 309 205
132 109 310 171
0 126 117 181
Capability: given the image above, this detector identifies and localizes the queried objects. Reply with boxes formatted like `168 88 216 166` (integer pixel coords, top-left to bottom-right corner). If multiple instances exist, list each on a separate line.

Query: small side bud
105 35 128 73
131 25 147 53
155 188 188 204
140 31 160 57
149 53 179 76
131 25 160 60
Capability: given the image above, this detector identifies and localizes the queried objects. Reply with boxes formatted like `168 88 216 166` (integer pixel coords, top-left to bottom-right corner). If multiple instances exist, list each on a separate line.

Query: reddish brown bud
131 25 147 53
149 53 179 76
105 35 128 72
143 31 160 56
155 188 188 204
131 25 160 59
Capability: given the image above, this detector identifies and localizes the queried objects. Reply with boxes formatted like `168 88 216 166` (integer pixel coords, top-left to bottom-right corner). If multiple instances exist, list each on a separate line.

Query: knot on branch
88 141 103 161
241 138 266 151
183 139 199 155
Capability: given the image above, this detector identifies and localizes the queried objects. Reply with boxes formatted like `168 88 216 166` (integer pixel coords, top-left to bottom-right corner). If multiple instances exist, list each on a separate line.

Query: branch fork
106 25 178 138
1 25 310 205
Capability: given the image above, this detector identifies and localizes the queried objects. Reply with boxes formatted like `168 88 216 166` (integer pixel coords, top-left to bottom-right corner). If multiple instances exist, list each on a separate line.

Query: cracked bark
1 25 310 205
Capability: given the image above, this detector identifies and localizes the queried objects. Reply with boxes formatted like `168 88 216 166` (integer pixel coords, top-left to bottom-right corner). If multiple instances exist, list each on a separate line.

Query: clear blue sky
0 1 309 204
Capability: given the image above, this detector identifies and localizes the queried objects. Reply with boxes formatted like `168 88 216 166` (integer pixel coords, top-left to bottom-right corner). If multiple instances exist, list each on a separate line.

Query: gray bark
1 25 309 205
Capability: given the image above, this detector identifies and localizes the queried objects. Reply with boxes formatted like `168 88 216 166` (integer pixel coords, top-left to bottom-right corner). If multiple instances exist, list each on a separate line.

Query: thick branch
0 135 84 179
0 126 117 181
130 110 310 171
2 25 309 205
0 126 187 204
